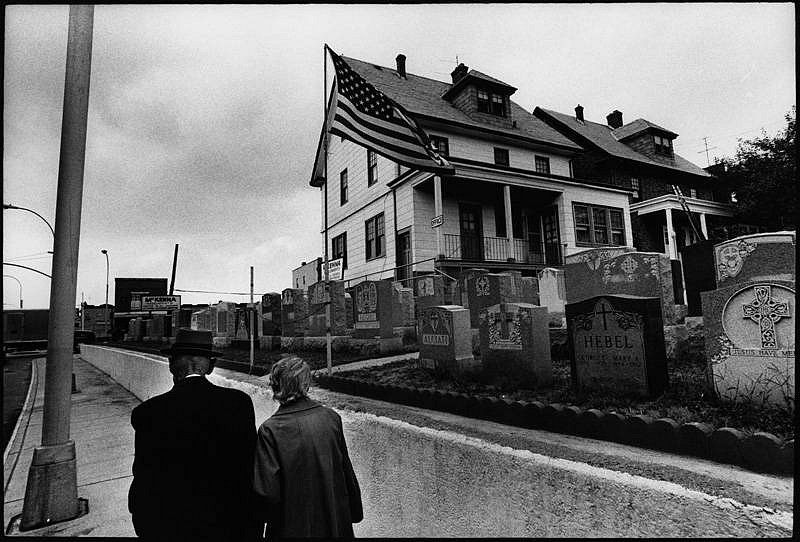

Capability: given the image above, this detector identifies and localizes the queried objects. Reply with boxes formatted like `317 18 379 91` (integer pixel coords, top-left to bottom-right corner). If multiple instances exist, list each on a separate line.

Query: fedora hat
161 329 221 357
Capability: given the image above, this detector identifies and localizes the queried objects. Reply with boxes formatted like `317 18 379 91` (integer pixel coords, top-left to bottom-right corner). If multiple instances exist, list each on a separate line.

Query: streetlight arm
3 204 55 237
3 262 52 278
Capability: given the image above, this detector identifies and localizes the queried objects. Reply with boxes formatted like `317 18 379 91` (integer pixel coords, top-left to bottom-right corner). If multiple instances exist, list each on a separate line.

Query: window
477 89 490 113
365 213 385 260
654 135 672 156
573 203 626 246
630 177 641 200
332 232 347 269
491 93 505 116
430 135 449 157
568 159 574 178
494 147 509 167
367 150 378 186
339 169 348 205
689 188 697 199
534 156 550 174
477 88 506 116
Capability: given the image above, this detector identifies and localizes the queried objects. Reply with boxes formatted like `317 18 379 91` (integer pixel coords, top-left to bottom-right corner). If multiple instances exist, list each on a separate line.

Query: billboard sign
326 258 343 281
141 295 181 311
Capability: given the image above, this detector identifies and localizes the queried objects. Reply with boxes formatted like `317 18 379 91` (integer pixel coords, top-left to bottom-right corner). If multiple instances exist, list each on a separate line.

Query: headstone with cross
465 272 524 329
419 305 476 375
702 279 794 407
564 250 678 324
479 302 552 387
566 294 668 397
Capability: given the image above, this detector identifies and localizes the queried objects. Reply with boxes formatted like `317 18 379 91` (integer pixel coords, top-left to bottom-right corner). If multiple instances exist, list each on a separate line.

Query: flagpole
323 44 332 376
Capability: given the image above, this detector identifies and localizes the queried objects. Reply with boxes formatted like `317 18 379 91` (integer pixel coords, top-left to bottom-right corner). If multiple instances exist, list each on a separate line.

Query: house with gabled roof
533 106 735 261
309 54 636 285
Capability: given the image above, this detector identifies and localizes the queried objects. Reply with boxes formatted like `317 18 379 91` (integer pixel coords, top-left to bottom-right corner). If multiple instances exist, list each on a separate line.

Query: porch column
665 208 677 259
434 175 443 259
503 184 514 261
699 212 708 240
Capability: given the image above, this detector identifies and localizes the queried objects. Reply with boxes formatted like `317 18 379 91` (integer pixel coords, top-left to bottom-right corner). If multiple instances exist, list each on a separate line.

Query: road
3 356 33 451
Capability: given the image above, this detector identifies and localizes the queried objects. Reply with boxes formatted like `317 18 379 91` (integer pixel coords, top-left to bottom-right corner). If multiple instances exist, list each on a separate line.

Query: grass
337 355 795 441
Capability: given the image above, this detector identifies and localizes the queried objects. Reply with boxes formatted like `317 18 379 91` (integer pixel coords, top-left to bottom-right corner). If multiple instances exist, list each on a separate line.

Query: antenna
697 137 718 167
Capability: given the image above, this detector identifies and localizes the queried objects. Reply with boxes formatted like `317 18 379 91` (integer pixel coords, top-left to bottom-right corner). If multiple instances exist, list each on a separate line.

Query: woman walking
254 356 363 538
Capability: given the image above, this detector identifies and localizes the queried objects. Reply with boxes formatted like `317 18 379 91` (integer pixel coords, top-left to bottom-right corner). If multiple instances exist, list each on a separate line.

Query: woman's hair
270 356 311 404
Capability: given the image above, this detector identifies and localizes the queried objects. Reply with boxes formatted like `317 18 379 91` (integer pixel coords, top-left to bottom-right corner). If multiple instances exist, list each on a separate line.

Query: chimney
607 109 623 129
575 104 584 122
396 54 406 78
451 63 468 84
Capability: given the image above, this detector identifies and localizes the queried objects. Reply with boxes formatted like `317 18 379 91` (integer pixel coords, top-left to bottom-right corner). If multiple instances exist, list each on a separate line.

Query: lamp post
101 249 109 338
3 203 55 237
3 275 23 308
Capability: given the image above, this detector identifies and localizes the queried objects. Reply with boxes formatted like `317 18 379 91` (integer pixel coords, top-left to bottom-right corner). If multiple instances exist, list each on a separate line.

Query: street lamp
3 274 23 308
3 203 55 237
101 249 109 339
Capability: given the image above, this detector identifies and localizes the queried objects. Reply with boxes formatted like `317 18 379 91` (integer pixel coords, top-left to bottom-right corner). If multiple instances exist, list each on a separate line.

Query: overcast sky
3 3 795 310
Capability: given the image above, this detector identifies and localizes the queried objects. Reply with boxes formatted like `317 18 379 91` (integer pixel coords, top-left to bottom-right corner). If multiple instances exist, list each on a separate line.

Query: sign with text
431 215 444 228
141 295 181 311
326 258 343 281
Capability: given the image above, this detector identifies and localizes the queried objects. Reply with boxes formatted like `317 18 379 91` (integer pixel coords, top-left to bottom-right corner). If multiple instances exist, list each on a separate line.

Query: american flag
326 47 453 174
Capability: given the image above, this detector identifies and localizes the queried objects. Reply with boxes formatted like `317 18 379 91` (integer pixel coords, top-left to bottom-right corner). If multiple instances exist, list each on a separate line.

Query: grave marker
419 305 476 374
306 280 348 336
353 280 393 339
566 295 668 397
714 232 795 288
260 293 282 336
281 288 309 337
466 272 523 328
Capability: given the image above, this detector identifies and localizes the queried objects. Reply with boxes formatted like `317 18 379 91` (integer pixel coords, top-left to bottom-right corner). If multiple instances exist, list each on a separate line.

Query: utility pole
21 5 93 530
697 137 718 167
249 266 254 375
169 243 179 336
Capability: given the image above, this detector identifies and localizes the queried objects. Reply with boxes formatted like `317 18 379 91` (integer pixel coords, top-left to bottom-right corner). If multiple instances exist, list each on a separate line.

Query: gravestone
566 295 668 398
149 315 165 339
261 293 282 336
478 302 552 386
392 282 416 327
520 276 540 306
281 288 309 337
344 293 354 329
714 232 795 288
353 280 393 339
702 280 795 408
306 280 348 336
466 272 522 328
418 305 476 374
681 241 716 316
538 267 567 326
564 250 677 324
563 246 635 266
414 275 446 318
458 268 490 308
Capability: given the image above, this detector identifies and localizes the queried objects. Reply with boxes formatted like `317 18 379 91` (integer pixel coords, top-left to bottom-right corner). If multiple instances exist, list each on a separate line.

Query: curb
3 356 41 494
314 373 793 475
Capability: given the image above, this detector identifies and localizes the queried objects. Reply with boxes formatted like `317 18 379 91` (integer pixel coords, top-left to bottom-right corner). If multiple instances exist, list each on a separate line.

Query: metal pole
102 249 109 338
81 293 85 330
21 5 93 530
169 243 179 336
4 275 23 308
249 266 254 375
3 204 55 237
323 44 332 376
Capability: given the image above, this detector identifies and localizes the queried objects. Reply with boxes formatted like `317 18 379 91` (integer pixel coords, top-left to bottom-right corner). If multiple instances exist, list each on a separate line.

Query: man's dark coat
253 397 363 538
128 376 257 540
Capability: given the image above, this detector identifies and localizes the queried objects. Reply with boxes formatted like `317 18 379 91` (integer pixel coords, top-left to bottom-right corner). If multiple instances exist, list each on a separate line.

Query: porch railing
442 234 563 266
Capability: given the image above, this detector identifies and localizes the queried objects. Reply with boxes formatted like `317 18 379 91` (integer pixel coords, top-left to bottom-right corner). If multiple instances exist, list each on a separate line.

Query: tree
715 107 796 230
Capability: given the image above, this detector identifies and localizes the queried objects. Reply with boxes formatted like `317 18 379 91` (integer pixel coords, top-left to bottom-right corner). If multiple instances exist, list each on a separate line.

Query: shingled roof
534 107 710 178
613 118 677 140
341 56 579 150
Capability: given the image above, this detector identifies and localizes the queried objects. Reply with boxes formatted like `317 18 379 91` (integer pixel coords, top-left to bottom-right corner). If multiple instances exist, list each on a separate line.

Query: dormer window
477 88 506 116
654 135 672 156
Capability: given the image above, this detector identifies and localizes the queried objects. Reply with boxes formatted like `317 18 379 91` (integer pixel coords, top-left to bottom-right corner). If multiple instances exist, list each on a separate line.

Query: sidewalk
4 357 138 537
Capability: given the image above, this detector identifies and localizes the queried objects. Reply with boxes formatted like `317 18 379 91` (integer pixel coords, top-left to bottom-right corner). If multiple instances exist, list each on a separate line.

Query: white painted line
336 408 794 533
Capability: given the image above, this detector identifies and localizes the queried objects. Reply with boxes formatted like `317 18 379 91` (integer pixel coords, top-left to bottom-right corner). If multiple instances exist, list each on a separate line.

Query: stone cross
742 285 791 349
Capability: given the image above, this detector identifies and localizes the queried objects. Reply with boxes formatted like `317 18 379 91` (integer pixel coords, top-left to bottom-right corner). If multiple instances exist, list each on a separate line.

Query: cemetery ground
335 352 794 442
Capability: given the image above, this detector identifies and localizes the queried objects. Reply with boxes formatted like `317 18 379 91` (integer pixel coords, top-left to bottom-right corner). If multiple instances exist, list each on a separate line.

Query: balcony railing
442 234 562 266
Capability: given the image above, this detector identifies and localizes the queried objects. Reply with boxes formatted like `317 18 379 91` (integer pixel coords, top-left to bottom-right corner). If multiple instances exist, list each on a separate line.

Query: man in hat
128 329 259 540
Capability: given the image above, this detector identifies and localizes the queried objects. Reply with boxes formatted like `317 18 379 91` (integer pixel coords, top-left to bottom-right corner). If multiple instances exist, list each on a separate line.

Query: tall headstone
418 306 476 374
564 250 677 324
392 282 416 327
520 276 540 306
702 232 795 408
306 280 348 336
681 240 716 316
458 268 490 308
478 302 552 387
714 232 795 288
538 267 567 326
281 288 309 337
414 275 446 318
261 292 282 336
353 280 393 339
466 272 523 328
566 295 668 398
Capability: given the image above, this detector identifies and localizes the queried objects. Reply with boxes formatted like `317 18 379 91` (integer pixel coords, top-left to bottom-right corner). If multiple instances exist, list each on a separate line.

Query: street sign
326 258 343 281
431 215 444 228
141 295 181 311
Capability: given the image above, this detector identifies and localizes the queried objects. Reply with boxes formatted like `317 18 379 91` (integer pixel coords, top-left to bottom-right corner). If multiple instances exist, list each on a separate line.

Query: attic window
477 88 506 116
654 135 672 156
